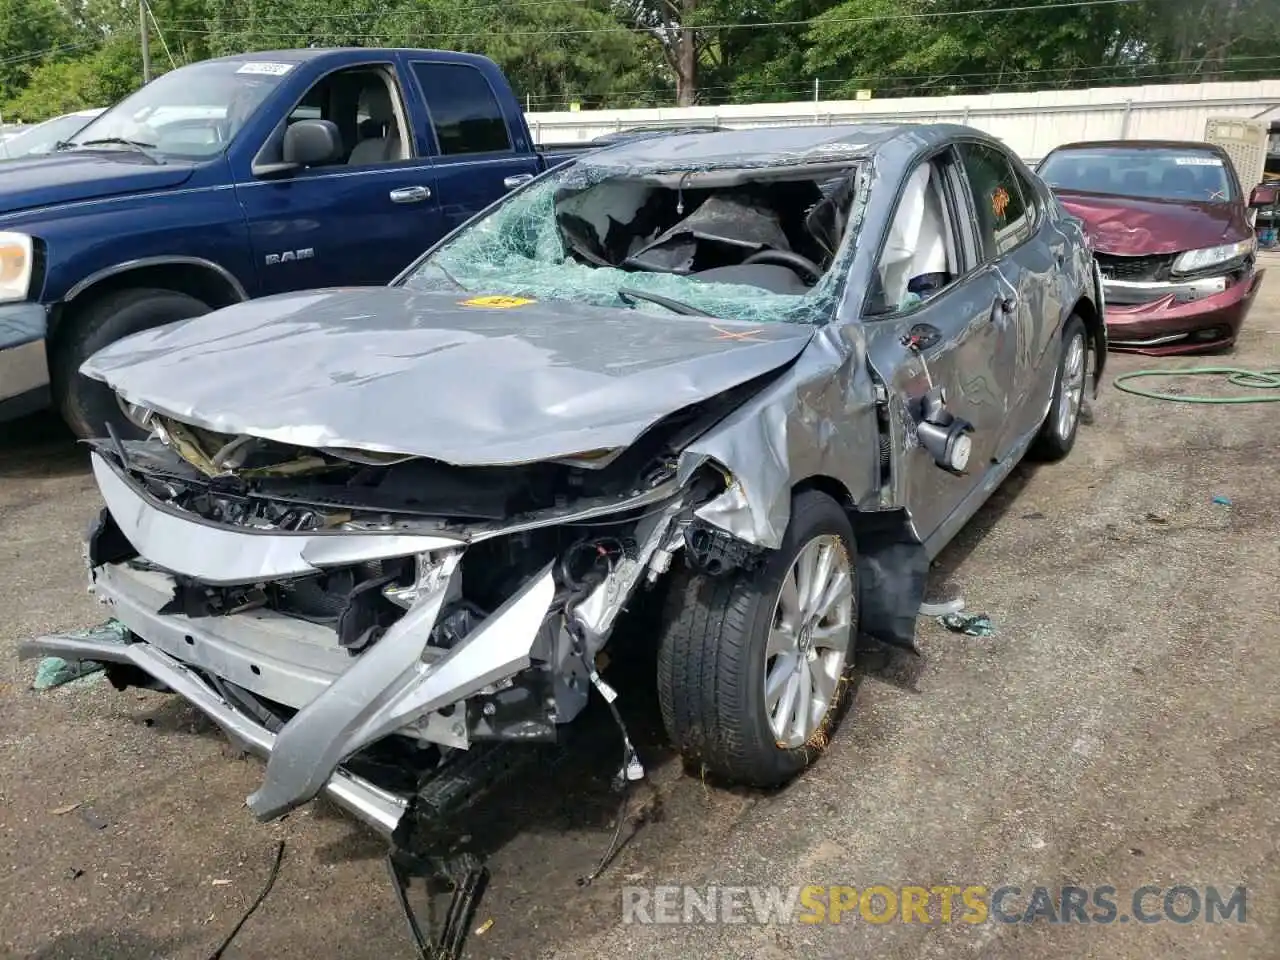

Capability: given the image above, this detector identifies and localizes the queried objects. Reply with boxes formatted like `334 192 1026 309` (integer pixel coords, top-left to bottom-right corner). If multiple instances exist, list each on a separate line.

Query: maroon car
1037 140 1277 354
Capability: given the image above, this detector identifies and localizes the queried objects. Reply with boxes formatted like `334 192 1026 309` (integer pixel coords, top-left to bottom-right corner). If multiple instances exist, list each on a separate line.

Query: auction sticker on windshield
460 295 536 308
1174 156 1224 166
236 62 295 76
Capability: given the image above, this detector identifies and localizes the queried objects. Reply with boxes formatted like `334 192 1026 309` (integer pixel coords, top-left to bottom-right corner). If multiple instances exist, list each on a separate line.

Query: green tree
5 35 150 120
805 0 1152 98
0 0 77 100
451 0 666 110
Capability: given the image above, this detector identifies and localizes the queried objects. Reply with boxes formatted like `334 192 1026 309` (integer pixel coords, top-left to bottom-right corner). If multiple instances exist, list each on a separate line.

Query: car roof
200 47 496 66
583 122 990 168
1046 139 1228 153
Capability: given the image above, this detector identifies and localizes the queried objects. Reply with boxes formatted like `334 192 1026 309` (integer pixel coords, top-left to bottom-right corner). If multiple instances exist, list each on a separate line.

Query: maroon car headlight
1171 237 1255 275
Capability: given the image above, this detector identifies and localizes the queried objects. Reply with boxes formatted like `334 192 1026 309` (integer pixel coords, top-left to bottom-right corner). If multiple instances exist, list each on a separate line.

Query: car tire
1029 312 1088 463
54 287 210 440
656 489 858 788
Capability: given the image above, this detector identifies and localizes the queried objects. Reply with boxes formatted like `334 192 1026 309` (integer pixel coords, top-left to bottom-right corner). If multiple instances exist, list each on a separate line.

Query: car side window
280 65 411 168
871 154 965 315
410 62 512 156
959 142 1032 259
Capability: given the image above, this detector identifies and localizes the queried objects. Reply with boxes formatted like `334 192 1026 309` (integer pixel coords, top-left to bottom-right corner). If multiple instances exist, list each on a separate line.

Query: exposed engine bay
70 367 771 831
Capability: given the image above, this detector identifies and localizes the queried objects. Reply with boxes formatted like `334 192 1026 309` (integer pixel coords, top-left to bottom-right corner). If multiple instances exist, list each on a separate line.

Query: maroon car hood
1056 190 1243 255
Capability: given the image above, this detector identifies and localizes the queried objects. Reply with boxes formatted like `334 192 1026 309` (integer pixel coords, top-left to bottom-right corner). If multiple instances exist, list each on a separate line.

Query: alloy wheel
1056 332 1086 441
764 534 854 749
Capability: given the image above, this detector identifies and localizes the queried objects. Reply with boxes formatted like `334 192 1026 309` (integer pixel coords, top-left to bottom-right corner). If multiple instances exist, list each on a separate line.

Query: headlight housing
1171 237 1255 276
0 232 34 302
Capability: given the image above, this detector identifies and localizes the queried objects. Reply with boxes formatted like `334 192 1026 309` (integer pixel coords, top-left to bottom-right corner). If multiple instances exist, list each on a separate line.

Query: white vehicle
0 108 107 159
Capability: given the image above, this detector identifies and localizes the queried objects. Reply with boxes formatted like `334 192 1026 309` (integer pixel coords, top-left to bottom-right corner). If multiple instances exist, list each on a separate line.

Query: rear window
1038 146 1236 204
411 62 512 156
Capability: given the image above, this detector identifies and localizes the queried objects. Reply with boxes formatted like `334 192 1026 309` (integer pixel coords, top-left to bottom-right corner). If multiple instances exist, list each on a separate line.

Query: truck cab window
282 66 410 167
411 62 512 156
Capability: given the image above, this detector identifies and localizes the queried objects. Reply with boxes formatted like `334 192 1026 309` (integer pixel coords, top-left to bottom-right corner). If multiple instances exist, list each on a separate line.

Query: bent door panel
867 271 1015 542
862 146 1017 545
955 141 1046 456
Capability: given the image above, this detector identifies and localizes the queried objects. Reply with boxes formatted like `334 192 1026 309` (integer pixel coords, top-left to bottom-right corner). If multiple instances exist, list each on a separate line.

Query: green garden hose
1112 367 1280 403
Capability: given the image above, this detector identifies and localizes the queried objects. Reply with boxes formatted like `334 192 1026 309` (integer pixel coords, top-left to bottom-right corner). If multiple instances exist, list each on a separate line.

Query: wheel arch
791 474 857 514
1071 291 1107 391
50 257 247 347
791 473 893 549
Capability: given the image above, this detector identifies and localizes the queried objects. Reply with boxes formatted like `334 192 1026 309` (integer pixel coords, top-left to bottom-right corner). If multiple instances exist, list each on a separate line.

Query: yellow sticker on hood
460 295 535 308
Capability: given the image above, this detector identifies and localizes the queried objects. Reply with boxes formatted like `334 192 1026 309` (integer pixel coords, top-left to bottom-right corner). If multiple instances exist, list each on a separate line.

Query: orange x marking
711 325 766 342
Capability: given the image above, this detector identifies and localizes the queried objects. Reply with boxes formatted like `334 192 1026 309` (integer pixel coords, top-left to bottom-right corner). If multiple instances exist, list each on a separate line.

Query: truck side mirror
252 119 344 178
1249 184 1277 208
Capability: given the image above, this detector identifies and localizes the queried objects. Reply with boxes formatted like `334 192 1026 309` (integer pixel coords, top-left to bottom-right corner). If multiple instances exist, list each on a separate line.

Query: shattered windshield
398 155 869 324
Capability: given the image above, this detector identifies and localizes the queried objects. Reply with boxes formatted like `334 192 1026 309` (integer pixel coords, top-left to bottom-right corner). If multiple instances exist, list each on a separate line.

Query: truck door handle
503 173 534 189
992 296 1018 321
389 186 431 204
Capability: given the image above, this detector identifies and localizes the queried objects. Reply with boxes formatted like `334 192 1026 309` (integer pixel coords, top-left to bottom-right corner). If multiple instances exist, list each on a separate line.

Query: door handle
991 296 1017 321
503 173 534 190
389 186 431 204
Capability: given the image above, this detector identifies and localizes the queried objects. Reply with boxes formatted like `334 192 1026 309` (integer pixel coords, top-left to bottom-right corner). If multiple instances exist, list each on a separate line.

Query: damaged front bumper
20 451 690 835
19 624 412 836
1103 267 1264 354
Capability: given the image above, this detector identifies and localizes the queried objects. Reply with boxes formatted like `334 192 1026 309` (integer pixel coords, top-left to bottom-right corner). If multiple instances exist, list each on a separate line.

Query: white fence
528 80 1280 164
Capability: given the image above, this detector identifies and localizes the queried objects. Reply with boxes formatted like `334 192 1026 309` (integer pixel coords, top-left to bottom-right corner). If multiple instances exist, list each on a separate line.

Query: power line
520 70 1280 108
0 41 98 68
158 0 596 25
159 0 1169 42
517 54 1280 103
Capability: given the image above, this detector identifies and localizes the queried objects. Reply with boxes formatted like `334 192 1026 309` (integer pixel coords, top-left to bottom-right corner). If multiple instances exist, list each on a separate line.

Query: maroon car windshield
1039 146 1237 204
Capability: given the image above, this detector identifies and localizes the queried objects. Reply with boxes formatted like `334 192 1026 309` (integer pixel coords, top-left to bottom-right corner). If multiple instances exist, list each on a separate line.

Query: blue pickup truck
0 47 584 438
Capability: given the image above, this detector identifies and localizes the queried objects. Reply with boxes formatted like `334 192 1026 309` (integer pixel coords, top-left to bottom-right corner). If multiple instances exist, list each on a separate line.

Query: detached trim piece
1103 275 1229 306
250 561 556 821
20 561 559 831
16 632 409 836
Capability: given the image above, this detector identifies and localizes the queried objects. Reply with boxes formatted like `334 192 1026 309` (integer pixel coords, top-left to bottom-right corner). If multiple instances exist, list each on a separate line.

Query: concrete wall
528 80 1280 164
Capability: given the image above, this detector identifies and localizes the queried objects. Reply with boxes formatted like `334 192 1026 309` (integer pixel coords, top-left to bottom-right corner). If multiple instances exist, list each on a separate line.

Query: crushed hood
82 287 816 465
1055 190 1243 255
0 153 195 217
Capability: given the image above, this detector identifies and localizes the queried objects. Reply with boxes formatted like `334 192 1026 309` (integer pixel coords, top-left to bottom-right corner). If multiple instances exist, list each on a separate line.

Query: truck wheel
656 489 858 788
1029 312 1088 462
54 288 209 440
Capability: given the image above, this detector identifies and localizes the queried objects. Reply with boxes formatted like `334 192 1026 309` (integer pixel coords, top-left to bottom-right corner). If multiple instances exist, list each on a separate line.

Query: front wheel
1029 312 1088 462
53 287 210 440
656 489 858 787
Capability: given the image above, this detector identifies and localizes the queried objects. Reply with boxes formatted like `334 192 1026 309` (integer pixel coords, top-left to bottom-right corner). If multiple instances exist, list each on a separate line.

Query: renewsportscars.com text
621 884 1247 925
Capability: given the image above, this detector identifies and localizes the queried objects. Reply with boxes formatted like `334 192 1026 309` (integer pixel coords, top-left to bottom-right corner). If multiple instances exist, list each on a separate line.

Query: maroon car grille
1095 252 1176 282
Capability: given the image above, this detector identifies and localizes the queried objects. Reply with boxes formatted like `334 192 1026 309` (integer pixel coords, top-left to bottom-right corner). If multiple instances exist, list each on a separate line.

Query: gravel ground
2 262 1278 960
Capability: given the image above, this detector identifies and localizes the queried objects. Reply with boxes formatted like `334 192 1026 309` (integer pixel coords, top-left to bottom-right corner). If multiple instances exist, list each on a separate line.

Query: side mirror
252 119 343 178
1248 184 1277 208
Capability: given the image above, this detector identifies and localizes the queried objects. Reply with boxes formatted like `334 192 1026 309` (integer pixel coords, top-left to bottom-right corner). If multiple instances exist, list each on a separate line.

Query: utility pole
139 0 151 84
